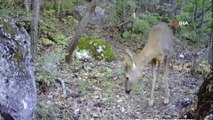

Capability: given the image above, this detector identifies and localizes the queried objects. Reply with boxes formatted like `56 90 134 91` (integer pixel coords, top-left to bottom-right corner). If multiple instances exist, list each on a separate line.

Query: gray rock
0 18 36 120
73 5 109 25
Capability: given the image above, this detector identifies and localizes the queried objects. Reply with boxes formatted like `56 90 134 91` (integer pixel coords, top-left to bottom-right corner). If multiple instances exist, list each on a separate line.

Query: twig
117 20 131 27
55 79 67 98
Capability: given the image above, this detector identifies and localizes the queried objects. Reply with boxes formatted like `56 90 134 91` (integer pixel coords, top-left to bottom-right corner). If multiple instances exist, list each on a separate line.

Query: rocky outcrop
0 18 36 120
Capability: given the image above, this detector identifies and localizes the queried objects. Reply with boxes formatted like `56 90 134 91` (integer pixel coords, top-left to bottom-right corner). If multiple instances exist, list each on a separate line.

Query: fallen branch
117 20 131 27
55 79 67 98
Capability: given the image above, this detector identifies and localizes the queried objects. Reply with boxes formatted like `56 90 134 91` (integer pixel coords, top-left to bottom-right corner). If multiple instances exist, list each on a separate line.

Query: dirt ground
35 24 205 120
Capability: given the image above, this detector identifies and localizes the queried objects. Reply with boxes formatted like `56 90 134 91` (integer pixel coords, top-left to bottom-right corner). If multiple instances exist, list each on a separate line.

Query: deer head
124 49 141 94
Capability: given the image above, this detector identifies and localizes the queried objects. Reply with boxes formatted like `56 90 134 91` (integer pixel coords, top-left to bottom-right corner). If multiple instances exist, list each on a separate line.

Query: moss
2 21 17 37
77 37 115 62
40 37 55 45
0 34 5 41
14 46 23 64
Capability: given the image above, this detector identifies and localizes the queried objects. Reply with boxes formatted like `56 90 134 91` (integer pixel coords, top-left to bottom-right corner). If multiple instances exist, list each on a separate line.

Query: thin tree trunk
24 0 30 13
168 1 174 19
194 0 198 21
122 0 127 32
201 0 205 27
65 0 97 63
57 0 62 17
145 0 147 12
30 0 40 60
208 0 213 64
209 31 213 64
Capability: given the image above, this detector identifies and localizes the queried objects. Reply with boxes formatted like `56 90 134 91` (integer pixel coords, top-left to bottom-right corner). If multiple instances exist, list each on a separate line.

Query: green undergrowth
35 44 67 85
36 102 69 120
39 9 66 46
78 66 114 103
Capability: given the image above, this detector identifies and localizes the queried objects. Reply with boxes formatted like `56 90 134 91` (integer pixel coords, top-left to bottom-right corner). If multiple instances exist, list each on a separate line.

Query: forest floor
35 23 208 120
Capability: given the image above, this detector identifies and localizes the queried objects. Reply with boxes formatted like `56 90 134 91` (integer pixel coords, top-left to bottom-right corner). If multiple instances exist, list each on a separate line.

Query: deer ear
125 49 134 67
125 49 133 60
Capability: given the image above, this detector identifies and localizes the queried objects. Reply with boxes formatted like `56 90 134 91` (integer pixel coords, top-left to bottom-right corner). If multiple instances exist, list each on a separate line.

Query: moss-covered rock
77 37 115 62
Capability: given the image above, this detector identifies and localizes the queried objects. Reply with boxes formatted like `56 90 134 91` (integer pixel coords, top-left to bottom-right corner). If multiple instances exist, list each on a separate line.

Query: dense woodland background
0 0 212 119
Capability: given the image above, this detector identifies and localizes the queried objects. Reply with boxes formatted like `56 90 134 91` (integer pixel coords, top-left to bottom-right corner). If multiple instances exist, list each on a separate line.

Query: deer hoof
164 98 169 104
148 100 154 106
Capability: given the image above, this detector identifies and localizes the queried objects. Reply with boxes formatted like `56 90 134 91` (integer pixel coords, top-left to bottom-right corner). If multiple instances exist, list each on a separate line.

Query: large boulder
73 5 109 25
0 18 36 120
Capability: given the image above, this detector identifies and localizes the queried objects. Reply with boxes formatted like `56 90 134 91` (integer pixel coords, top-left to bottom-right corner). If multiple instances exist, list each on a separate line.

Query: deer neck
134 44 158 70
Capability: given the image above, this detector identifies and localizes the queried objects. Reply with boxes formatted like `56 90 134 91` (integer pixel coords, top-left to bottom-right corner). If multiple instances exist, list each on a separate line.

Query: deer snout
125 89 132 94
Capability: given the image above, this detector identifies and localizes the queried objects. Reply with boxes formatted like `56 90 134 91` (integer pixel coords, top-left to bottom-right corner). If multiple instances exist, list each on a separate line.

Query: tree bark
194 0 198 21
30 0 40 60
195 67 213 119
122 0 127 32
65 0 97 63
57 0 62 17
200 0 205 27
208 0 213 64
24 0 30 13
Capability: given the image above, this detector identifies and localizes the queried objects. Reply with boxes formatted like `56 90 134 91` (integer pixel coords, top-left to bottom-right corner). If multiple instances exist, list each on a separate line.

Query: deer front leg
163 57 169 104
148 59 160 106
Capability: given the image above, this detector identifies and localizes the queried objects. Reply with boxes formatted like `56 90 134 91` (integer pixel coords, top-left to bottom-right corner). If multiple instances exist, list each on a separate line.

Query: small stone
70 92 81 98
92 113 99 118
93 101 104 107
74 108 80 115
120 107 125 112
179 54 184 58
117 99 122 102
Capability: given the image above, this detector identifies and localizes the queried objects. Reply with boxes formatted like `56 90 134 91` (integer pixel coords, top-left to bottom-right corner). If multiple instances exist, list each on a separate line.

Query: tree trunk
194 0 198 21
200 0 205 27
208 32 213 65
121 0 128 32
57 0 62 17
195 67 213 119
24 0 30 13
208 0 213 64
30 0 40 60
65 0 98 63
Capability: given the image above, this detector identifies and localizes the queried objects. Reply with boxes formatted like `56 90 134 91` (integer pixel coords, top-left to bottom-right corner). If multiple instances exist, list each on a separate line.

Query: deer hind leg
148 59 160 106
163 56 169 104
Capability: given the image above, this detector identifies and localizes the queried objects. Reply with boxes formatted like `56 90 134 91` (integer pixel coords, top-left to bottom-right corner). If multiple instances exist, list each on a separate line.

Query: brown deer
124 22 174 106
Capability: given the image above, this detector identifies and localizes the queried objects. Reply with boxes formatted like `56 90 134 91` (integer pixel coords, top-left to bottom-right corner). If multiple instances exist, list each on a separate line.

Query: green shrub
36 102 61 120
133 19 149 34
62 15 78 24
146 14 159 25
35 46 66 85
39 9 65 47
122 31 131 39
43 9 56 17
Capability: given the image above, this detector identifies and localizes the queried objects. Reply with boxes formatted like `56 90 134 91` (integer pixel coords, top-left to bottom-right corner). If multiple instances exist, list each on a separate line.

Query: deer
124 22 174 106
